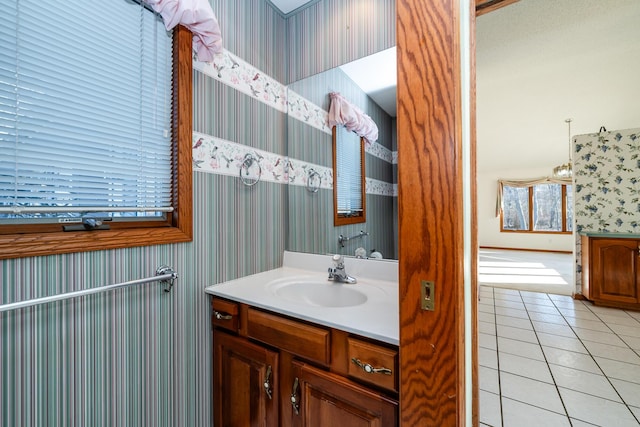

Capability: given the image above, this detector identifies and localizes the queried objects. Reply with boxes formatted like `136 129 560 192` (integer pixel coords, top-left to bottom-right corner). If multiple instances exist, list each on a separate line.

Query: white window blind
0 0 173 223
335 125 363 215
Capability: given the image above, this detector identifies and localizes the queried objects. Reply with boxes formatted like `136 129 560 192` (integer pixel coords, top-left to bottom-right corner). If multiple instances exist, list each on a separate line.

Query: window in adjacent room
501 182 573 233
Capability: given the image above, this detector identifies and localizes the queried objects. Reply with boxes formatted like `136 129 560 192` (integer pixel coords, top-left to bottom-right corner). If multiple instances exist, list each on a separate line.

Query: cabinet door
289 361 397 427
592 238 640 305
213 330 279 427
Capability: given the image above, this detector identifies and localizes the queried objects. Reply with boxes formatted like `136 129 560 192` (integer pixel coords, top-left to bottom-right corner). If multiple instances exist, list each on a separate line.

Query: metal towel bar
0 265 178 313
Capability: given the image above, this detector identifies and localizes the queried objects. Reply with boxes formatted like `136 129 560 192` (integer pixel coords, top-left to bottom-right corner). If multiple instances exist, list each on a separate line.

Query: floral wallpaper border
192 132 398 197
194 51 287 113
194 52 394 165
192 131 332 189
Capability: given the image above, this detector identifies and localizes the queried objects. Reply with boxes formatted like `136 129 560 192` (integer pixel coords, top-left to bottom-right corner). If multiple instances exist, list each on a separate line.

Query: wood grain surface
397 0 467 425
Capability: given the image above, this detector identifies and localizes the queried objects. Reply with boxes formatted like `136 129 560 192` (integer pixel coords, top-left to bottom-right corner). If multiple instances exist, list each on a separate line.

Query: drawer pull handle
290 377 300 415
213 310 233 321
263 365 273 400
351 358 392 375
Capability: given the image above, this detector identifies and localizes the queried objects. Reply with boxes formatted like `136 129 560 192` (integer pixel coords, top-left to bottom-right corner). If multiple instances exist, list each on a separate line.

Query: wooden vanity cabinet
213 330 279 427
290 361 397 427
582 235 640 310
210 297 398 427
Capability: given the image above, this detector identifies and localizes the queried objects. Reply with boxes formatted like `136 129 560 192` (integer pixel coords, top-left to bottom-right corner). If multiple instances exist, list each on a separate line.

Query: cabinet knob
351 358 392 375
263 365 273 400
290 377 300 415
213 310 233 321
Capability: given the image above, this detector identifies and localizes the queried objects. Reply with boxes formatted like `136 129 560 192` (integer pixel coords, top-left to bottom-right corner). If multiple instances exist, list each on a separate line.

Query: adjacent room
477 1 640 425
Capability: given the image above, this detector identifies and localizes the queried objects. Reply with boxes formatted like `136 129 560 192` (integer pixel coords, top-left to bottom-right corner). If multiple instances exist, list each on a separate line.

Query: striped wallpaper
0 1 396 426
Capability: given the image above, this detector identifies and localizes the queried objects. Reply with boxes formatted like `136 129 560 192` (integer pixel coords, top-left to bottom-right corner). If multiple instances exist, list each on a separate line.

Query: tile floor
479 285 640 426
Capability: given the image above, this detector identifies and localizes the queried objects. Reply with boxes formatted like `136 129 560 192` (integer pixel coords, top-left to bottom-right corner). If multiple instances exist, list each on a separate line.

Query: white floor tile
499 352 553 383
552 299 590 311
558 308 601 321
569 419 600 427
609 323 640 339
480 390 502 427
596 357 640 384
559 388 639 427
494 294 525 304
550 365 621 401
480 320 497 335
532 321 577 338
496 306 530 319
480 365 500 394
480 347 499 370
611 378 640 408
589 305 636 318
478 284 640 427
494 288 521 295
525 302 562 315
528 311 568 325
501 397 571 427
626 311 640 321
496 314 533 330
479 332 498 350
573 327 629 347
494 299 526 310
521 294 554 305
620 335 640 351
479 311 496 323
564 316 611 333
548 294 577 303
500 371 565 414
497 336 546 361
542 346 602 374
582 340 640 365
537 332 588 354
629 406 640 422
596 313 640 327
479 303 496 314
497 324 539 344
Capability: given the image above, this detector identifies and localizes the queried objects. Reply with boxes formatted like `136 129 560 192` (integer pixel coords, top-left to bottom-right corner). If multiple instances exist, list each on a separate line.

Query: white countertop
204 251 399 345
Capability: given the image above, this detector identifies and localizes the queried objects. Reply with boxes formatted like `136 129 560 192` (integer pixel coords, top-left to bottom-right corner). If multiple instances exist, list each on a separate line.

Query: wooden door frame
397 0 477 425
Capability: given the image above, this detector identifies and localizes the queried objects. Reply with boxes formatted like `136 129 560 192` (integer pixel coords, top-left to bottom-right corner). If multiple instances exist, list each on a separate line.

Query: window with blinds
333 125 366 225
0 1 173 226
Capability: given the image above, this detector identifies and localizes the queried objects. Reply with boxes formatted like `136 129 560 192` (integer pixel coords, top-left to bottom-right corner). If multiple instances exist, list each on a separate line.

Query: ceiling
339 47 397 117
476 0 640 173
270 0 640 174
268 0 313 15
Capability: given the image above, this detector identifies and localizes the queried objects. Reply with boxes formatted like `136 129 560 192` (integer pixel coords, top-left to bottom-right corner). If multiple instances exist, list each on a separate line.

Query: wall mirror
286 48 397 260
333 125 366 226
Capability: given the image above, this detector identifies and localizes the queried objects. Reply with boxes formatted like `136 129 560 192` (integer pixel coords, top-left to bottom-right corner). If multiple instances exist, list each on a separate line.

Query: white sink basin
267 277 368 307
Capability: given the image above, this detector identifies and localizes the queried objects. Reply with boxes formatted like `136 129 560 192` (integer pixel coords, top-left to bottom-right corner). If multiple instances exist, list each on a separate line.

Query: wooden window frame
0 26 193 260
500 183 572 234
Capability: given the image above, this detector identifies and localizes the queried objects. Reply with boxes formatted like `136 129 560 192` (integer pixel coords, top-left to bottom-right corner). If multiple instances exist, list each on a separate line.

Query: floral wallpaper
574 127 640 294
192 131 333 190
194 50 288 113
194 52 394 165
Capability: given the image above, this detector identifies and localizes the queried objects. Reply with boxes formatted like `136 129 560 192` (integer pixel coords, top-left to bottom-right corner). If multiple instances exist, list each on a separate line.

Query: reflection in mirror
286 48 397 259
333 125 366 225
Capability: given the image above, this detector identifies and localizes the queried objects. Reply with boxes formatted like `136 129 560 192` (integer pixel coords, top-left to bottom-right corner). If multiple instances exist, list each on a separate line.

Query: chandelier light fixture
553 118 573 178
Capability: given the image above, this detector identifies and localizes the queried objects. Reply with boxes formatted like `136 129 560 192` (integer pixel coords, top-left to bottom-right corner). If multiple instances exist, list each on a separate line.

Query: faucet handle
332 254 344 266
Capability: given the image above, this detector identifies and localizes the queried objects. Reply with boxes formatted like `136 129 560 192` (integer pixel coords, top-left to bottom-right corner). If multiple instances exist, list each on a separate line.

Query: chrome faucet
327 254 357 284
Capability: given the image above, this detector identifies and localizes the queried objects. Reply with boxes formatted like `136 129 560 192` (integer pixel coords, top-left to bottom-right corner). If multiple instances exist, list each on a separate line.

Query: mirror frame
332 125 367 226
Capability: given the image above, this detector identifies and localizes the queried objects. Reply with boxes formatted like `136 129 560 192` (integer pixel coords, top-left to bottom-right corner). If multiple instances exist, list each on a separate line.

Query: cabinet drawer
347 337 397 393
211 298 240 332
247 308 330 365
